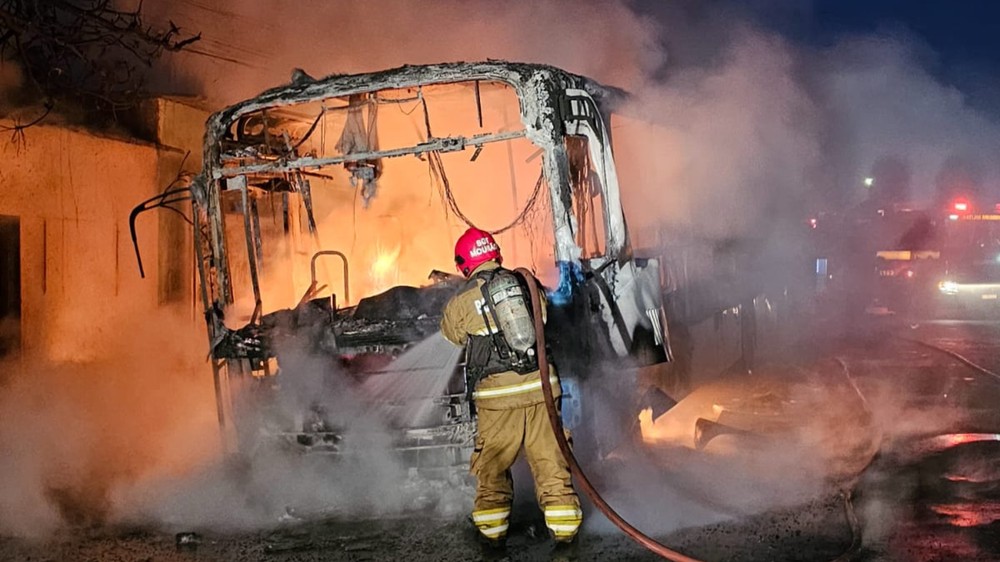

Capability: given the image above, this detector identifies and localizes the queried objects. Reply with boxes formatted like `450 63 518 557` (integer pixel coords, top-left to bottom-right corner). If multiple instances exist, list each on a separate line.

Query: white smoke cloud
140 0 664 105
5 0 999 541
140 0 1000 235
814 34 1000 203
129 0 1000 534
618 27 823 240
0 313 216 537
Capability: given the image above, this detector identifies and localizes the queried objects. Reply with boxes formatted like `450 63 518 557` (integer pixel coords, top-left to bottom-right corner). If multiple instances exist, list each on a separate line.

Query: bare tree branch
0 0 200 129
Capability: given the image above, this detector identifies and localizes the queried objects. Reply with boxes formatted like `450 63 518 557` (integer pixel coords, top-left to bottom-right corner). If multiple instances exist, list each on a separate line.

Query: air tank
485 270 536 354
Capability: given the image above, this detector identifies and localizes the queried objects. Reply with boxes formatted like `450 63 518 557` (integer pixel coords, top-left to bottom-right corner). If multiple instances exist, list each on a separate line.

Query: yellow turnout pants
470 402 582 542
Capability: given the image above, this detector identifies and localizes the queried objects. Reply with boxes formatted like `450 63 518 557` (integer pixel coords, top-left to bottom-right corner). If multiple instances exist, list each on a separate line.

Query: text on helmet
468 237 499 257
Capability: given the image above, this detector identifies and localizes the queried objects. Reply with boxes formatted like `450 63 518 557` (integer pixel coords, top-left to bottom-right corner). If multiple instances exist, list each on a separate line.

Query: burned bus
139 62 674 481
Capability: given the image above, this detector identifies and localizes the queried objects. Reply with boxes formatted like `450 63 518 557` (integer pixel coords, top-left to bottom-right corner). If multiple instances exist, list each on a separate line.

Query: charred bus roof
199 61 626 183
193 61 635 312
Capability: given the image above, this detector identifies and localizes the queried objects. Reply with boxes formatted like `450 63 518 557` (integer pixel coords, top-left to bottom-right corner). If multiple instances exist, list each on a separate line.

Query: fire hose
515 267 703 562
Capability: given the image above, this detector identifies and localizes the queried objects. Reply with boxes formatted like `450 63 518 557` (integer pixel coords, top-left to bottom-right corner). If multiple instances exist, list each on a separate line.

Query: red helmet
454 227 502 277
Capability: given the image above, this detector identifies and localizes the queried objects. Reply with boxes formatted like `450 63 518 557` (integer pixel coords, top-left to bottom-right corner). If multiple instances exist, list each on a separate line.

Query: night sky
640 0 1000 116
742 0 1000 115
789 0 1000 61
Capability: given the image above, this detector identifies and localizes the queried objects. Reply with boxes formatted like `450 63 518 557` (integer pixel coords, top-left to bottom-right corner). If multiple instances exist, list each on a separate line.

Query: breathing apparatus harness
464 267 539 400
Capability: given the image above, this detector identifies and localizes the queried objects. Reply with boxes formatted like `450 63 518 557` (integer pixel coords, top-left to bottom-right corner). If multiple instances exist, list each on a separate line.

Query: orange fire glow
368 242 401 295
223 80 561 322
929 502 1000 527
638 406 702 448
639 408 668 444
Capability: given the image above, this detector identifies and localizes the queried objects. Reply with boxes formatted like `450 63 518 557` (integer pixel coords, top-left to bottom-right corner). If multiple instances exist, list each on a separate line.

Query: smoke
4 0 997 543
111 345 414 532
147 0 998 531
592 356 965 536
0 312 215 537
137 0 663 106
140 0 1000 270
616 27 1000 248
617 27 823 241
814 33 1000 203
0 306 431 536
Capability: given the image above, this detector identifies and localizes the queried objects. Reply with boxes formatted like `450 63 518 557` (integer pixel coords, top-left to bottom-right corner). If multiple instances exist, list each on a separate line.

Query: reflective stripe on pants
544 504 583 540
472 506 510 539
470 402 581 541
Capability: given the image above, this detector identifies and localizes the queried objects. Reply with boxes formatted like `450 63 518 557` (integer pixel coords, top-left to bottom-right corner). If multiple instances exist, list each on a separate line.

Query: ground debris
263 523 386 556
263 527 317 554
174 532 201 550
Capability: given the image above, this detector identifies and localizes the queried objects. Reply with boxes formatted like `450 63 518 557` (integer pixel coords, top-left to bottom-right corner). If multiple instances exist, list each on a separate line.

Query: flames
368 242 401 296
638 407 692 446
221 80 565 320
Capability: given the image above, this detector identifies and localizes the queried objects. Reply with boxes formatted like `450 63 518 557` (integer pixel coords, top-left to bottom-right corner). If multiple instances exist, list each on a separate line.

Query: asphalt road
848 319 1000 562
2 318 999 561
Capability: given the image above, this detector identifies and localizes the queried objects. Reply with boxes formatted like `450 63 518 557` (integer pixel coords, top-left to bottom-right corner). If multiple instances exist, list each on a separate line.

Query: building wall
0 99 209 362
148 97 209 170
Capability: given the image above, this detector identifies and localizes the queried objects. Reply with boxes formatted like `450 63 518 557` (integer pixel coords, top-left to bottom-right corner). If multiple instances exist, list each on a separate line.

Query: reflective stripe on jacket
441 261 560 410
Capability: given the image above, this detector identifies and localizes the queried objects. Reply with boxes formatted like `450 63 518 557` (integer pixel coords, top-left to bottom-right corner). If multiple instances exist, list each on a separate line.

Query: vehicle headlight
938 280 960 295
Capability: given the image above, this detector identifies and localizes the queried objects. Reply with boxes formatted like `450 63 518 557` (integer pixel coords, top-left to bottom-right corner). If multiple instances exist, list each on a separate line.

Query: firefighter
441 227 582 547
